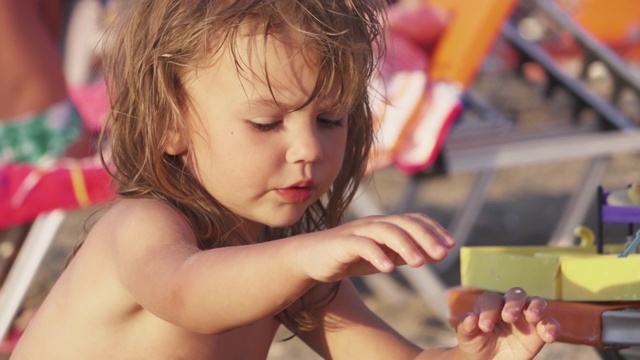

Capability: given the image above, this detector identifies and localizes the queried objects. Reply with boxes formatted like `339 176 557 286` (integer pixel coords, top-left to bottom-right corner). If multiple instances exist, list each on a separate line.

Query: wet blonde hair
101 0 386 329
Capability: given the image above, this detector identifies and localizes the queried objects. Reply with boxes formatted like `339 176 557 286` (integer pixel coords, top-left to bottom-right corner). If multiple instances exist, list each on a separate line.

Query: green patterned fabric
0 100 82 163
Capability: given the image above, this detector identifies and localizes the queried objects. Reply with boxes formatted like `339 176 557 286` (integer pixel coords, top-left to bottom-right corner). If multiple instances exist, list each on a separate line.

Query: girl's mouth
276 181 314 203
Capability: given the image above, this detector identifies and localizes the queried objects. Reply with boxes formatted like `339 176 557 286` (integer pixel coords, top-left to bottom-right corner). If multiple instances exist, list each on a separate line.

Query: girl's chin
265 218 303 229
263 213 307 229
242 213 305 232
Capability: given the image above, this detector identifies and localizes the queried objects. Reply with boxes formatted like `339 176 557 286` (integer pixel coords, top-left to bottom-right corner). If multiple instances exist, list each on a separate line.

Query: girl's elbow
168 286 237 335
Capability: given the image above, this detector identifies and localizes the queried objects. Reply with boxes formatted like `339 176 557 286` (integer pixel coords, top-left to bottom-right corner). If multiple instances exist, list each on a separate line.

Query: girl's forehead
194 31 345 112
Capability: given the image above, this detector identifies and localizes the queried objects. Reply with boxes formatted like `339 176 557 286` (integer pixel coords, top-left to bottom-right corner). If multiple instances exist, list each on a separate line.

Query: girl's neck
237 220 267 244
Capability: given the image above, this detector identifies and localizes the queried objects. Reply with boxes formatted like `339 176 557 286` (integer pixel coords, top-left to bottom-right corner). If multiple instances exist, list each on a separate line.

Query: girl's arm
295 282 558 360
107 198 452 334
105 197 558 357
291 280 442 359
106 199 318 334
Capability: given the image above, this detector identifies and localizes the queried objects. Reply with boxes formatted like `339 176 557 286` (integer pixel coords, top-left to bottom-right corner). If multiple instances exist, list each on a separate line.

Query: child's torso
11 207 283 359
15 292 281 358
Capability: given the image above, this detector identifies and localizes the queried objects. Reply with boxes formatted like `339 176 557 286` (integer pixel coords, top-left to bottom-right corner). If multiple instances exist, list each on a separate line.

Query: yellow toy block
460 244 639 301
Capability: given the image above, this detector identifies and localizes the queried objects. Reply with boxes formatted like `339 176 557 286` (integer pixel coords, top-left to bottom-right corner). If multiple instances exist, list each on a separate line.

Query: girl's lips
276 186 314 203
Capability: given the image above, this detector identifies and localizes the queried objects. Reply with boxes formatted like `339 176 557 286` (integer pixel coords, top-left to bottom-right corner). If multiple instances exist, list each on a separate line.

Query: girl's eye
318 117 344 128
248 121 280 132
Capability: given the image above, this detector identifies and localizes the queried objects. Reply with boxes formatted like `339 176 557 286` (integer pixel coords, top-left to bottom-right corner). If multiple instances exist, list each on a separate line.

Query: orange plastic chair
555 0 640 62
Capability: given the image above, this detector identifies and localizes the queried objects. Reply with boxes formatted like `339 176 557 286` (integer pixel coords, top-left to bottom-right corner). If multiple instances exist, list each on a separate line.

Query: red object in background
67 78 109 133
0 159 113 228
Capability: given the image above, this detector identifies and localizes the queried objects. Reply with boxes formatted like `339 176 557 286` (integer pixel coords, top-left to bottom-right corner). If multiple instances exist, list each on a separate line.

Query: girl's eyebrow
247 97 283 106
247 97 303 112
247 94 342 113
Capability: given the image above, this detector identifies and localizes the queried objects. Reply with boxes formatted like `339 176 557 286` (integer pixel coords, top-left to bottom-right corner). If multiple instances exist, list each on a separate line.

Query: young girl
12 0 559 358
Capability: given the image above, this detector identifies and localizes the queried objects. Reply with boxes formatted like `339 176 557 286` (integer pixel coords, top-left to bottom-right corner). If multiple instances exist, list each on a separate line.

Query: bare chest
116 312 284 359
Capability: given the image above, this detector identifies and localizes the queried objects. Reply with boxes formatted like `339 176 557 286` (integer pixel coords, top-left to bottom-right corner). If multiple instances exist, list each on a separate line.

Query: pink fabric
67 78 109 133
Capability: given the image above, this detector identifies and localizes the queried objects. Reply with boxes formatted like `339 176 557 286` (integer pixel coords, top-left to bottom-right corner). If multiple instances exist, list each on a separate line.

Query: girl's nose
285 124 323 164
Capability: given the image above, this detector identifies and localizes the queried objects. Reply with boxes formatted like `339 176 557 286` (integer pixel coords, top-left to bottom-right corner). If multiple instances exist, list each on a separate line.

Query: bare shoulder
103 198 190 230
99 198 195 242
86 198 199 260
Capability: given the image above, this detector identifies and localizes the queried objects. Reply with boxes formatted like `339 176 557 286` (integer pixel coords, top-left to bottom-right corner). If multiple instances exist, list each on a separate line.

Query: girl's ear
165 131 188 155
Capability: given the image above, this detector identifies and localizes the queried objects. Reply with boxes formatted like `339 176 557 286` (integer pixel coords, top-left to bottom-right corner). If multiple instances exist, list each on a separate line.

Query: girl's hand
294 213 455 283
456 287 560 360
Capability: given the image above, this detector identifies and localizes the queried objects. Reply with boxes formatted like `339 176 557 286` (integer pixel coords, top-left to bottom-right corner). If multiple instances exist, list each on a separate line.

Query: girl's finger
379 213 453 263
473 291 504 332
524 296 547 323
359 239 397 273
404 213 456 249
502 287 528 323
355 220 427 267
536 317 561 343
456 312 480 339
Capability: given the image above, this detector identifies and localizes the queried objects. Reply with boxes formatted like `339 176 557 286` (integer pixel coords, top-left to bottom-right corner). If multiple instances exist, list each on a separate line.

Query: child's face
176 34 348 236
